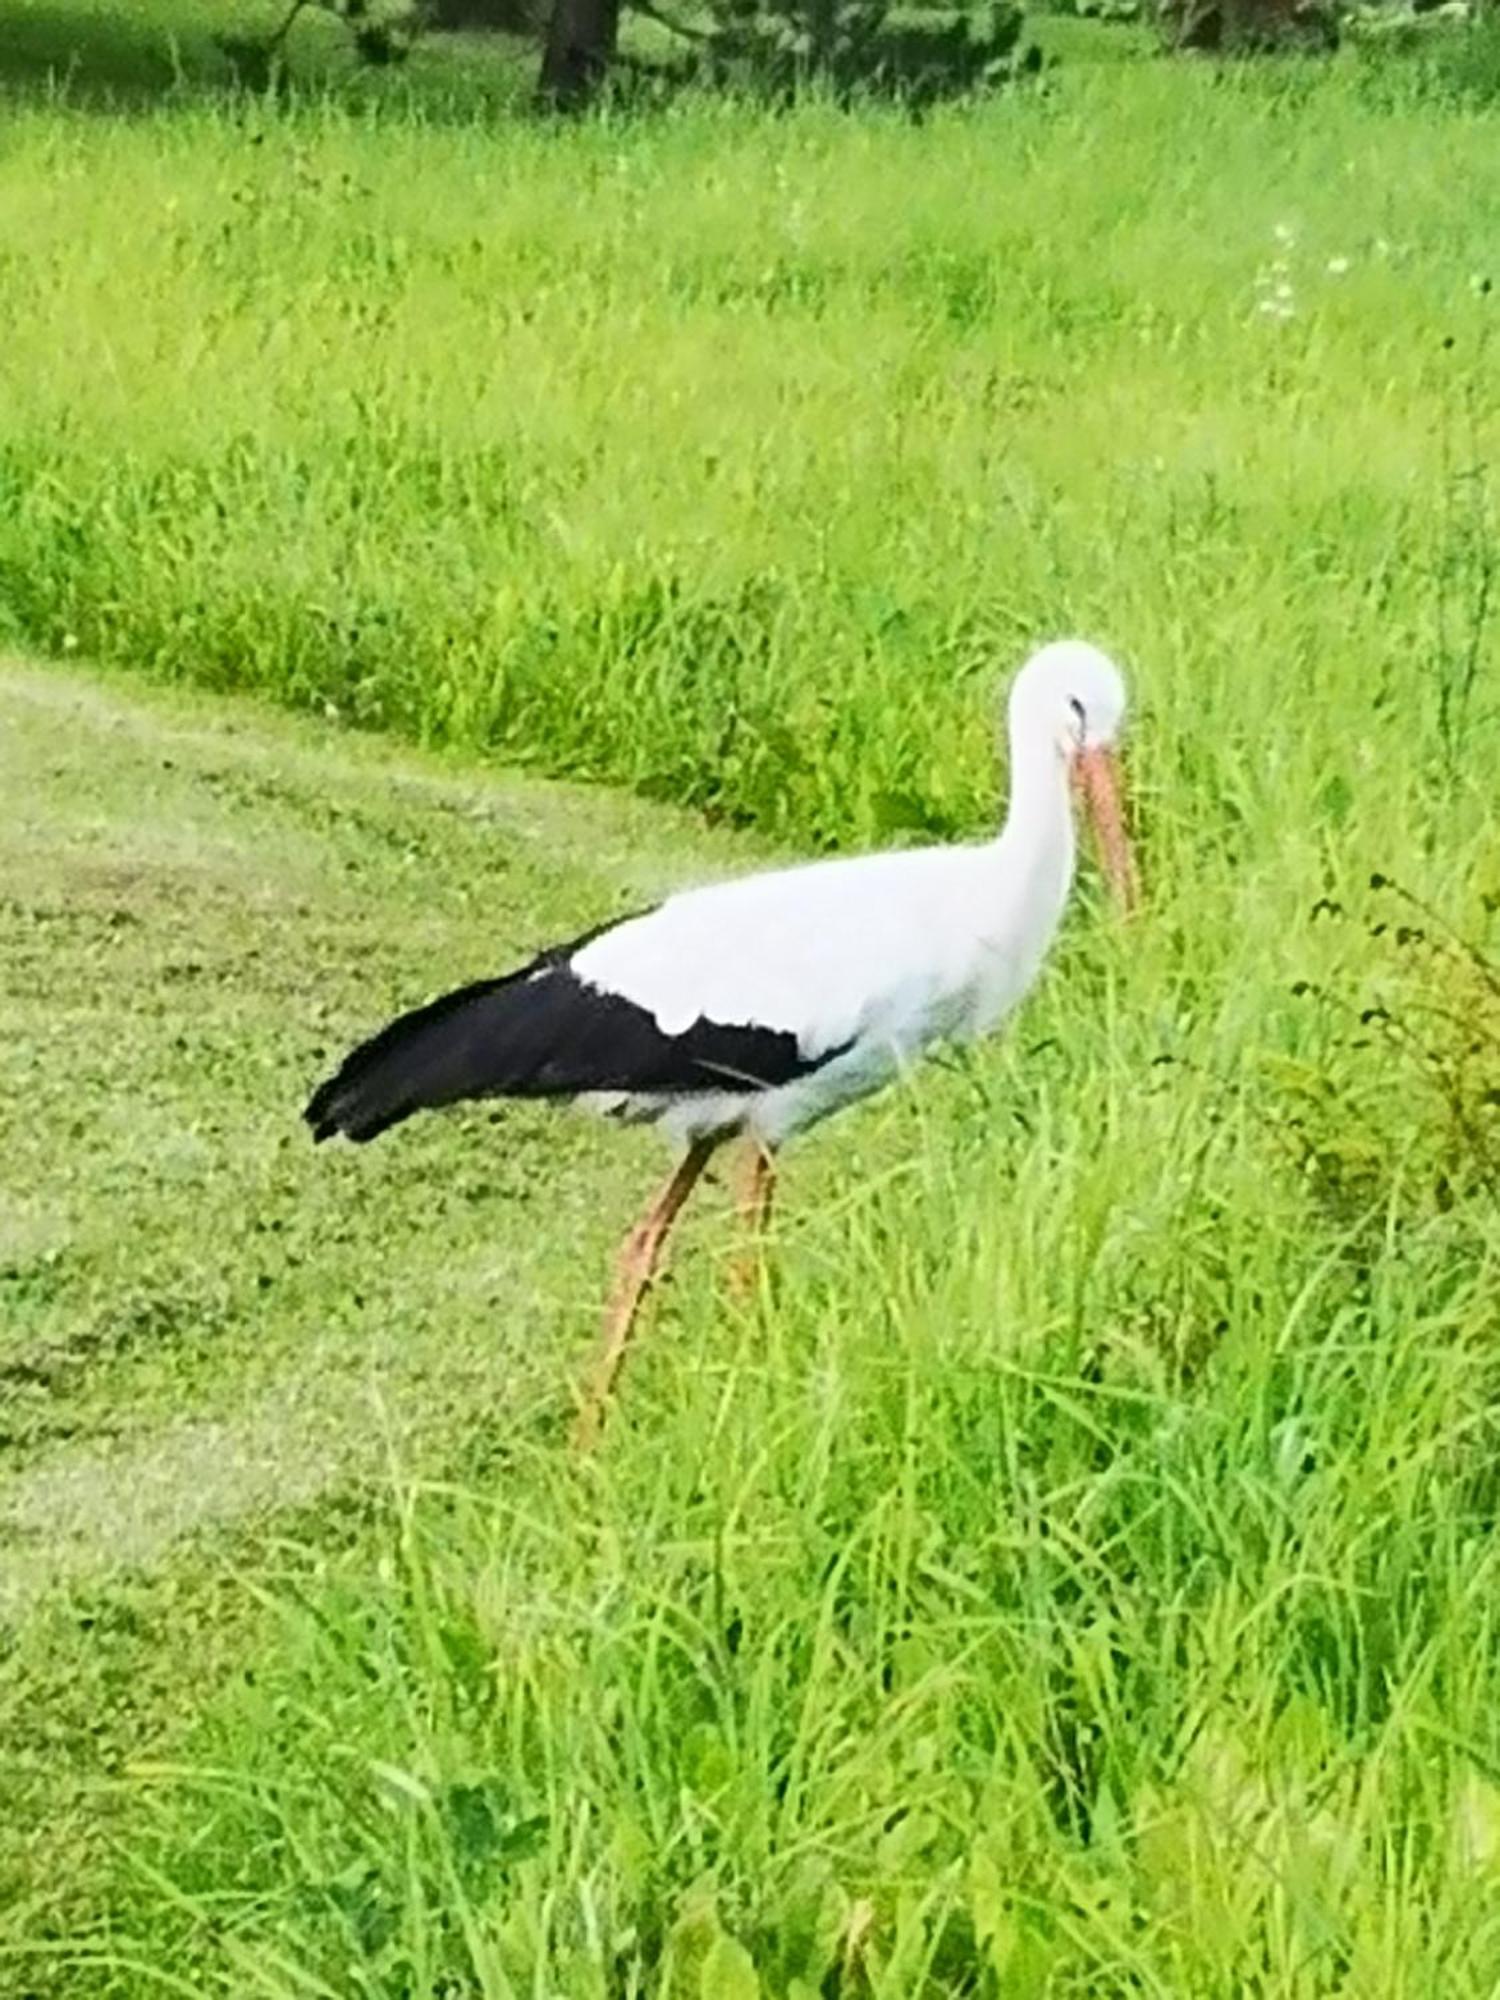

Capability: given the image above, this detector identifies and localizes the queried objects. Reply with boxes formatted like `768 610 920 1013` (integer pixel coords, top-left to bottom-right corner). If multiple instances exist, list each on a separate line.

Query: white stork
305 639 1135 1447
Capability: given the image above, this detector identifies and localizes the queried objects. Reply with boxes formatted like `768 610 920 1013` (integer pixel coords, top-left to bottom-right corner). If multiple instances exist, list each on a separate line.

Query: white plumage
574 843 1060 1143
570 637 1130 1146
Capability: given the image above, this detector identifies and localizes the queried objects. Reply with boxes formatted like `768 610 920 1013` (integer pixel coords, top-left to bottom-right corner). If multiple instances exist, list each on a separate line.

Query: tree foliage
684 0 1030 104
221 0 1027 104
1157 0 1338 50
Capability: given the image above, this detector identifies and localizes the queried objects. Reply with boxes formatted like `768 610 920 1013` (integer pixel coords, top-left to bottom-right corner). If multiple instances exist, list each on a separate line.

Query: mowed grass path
0 658 772 1975
0 653 782 1583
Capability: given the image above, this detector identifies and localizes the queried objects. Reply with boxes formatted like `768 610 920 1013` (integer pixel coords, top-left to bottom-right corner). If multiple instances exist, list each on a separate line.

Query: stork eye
1069 697 1087 735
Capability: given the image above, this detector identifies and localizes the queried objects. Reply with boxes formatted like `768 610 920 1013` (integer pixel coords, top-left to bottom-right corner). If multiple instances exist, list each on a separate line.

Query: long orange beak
1073 746 1138 912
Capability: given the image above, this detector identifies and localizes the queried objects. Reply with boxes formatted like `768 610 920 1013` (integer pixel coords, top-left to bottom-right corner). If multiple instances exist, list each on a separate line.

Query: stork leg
571 1136 718 1452
728 1138 777 1298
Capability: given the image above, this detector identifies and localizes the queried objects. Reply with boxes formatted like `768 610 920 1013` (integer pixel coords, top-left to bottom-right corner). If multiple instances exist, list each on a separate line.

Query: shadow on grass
0 0 536 112
0 0 244 104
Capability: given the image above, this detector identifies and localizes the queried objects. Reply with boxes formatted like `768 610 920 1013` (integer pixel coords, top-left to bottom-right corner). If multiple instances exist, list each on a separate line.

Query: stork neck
997 728 1074 875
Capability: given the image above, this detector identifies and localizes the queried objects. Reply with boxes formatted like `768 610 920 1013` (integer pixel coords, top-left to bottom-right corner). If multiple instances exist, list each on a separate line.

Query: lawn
3 6 1500 1993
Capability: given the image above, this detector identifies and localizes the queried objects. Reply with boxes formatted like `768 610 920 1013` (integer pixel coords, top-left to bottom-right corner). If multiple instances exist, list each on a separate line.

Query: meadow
4 8 1500 1993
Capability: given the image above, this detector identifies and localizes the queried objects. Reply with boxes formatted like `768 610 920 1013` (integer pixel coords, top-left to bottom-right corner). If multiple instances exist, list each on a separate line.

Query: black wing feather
304 924 835 1145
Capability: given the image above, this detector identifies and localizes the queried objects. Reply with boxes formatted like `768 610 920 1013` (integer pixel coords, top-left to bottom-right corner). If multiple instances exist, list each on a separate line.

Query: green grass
3 44 1498 866
5 12 1500 1995
6 659 1500 1995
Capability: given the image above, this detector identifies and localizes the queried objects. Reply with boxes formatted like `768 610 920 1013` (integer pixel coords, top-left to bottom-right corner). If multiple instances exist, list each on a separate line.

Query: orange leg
728 1138 777 1299
571 1137 718 1452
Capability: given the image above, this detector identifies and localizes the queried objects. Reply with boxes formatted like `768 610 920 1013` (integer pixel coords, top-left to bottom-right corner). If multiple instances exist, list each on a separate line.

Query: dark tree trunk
537 0 621 104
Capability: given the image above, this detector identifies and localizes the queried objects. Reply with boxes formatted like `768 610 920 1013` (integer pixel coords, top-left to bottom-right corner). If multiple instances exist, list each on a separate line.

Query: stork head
1009 639 1127 757
1009 639 1137 910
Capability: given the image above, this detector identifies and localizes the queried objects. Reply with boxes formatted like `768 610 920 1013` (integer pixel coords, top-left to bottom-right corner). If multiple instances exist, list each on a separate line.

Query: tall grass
1 60 1497 862
7 29 1500 1997
96 959 1500 1992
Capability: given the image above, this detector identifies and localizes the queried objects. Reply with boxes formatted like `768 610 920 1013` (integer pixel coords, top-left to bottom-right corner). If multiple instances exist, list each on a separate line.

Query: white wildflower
1327 255 1351 276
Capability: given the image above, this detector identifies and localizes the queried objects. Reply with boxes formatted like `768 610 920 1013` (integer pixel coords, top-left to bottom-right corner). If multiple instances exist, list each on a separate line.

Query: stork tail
304 971 550 1144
